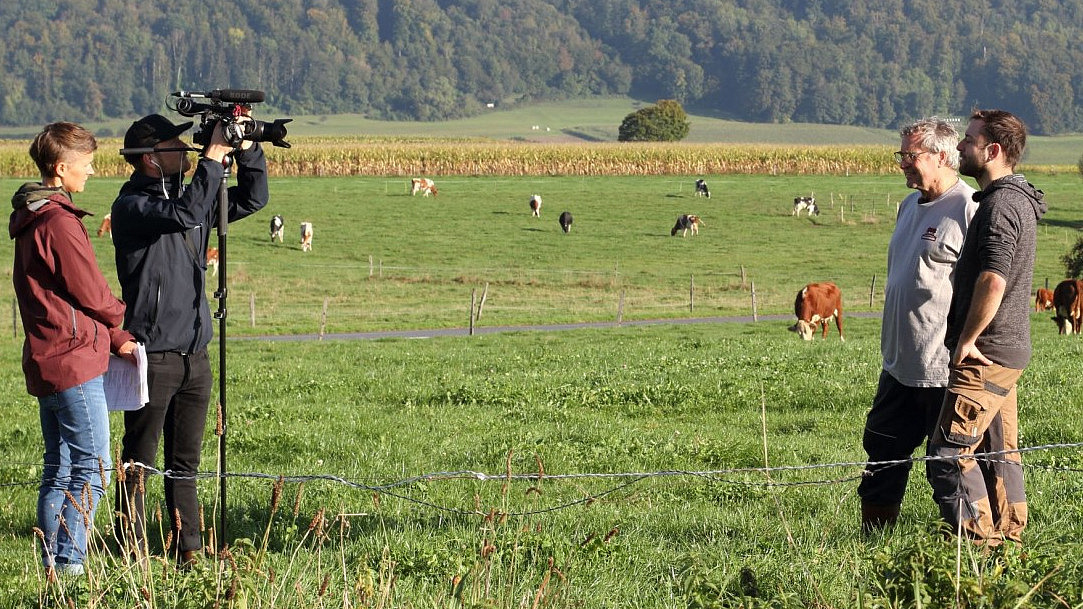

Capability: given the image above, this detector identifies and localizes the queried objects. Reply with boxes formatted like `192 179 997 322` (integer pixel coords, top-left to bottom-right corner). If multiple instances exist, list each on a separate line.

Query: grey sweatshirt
882 179 977 386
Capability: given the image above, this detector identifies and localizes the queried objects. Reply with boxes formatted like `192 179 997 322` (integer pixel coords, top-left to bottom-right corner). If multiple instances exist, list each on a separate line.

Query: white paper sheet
105 343 148 411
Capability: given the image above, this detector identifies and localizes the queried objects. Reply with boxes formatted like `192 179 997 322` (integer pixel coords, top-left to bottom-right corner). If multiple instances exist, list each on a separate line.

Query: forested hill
2 0 1082 134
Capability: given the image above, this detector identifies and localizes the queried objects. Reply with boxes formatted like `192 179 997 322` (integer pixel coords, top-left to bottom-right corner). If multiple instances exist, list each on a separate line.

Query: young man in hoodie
926 109 1046 545
110 114 268 565
10 122 137 575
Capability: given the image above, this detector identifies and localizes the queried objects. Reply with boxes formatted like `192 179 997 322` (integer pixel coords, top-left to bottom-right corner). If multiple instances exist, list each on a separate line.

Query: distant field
1 172 1080 337
2 96 1080 166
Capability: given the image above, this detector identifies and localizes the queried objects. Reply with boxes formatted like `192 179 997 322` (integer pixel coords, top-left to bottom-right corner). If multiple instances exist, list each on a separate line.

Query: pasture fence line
221 259 887 336
3 442 1082 517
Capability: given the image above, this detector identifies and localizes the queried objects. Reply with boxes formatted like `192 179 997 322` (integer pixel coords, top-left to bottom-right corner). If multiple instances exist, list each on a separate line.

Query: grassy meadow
2 125 1083 606
1 319 1082 607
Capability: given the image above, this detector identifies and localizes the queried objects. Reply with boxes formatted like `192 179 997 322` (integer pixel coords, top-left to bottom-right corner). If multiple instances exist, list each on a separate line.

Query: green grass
3 161 1083 606
1 318 1082 607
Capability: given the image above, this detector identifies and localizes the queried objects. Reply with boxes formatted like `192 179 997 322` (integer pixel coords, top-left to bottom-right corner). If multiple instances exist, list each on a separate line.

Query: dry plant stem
759 384 826 606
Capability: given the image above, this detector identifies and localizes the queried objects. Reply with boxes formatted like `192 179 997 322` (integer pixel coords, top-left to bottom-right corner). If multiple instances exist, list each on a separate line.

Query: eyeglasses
893 150 931 164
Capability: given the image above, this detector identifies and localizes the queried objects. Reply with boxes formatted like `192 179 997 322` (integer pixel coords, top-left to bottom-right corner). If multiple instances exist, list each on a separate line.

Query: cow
300 222 314 252
206 247 219 276
529 194 542 217
1034 287 1054 312
410 178 437 197
793 196 819 217
789 282 844 341
1051 279 1083 335
695 179 711 199
671 214 702 237
270 214 285 242
96 213 112 238
559 211 573 233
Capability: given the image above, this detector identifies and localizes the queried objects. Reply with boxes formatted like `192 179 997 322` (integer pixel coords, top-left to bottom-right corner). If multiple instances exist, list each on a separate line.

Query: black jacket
111 145 269 353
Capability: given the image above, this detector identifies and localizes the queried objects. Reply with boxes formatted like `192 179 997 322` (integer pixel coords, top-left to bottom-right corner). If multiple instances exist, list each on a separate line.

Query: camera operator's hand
202 121 234 164
231 115 256 151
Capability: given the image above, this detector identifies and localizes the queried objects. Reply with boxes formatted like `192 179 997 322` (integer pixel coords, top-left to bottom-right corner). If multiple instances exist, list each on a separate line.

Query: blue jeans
38 376 112 570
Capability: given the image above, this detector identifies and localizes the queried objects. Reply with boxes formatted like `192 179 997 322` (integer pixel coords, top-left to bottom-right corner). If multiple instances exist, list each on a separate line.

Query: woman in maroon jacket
9 122 136 576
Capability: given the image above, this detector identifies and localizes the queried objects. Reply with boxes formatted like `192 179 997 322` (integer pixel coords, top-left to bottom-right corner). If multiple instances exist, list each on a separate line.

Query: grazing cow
789 282 844 341
410 177 437 197
1051 279 1083 335
559 211 573 233
206 247 219 276
300 222 314 252
1034 287 1054 312
695 179 711 199
270 214 285 242
792 196 819 217
529 194 542 217
96 213 112 238
671 214 702 237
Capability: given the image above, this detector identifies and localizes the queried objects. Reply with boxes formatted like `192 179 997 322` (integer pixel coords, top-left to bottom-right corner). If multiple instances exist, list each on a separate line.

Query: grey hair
899 118 961 169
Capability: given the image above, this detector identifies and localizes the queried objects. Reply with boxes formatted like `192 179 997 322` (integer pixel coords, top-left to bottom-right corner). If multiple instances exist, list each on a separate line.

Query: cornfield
0 137 902 177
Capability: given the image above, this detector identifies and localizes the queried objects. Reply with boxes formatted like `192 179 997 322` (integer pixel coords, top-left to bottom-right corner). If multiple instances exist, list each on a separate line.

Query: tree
618 99 690 142
1061 237 1083 279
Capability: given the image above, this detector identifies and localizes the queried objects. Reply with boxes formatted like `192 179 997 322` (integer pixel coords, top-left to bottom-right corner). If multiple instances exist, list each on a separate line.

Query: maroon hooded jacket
9 183 133 397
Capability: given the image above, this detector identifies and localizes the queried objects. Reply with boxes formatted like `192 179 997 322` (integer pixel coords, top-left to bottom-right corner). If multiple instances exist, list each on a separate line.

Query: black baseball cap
123 114 193 150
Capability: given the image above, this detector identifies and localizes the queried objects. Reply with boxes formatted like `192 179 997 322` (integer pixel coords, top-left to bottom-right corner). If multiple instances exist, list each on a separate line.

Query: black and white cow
559 211 573 233
792 196 819 217
270 214 285 242
695 179 711 198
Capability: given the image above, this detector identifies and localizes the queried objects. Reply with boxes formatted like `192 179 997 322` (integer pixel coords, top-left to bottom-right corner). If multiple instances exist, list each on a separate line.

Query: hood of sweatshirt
977 174 1047 221
9 182 89 239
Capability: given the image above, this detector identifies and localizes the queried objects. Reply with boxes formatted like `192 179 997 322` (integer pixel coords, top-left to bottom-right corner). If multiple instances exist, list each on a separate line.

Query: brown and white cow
671 214 702 237
1034 287 1054 312
410 178 437 197
96 213 112 238
1051 279 1083 335
529 194 542 217
789 282 844 340
300 222 314 252
206 247 219 276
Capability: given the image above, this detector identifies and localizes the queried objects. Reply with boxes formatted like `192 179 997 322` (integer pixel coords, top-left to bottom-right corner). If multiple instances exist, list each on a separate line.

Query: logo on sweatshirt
921 227 938 242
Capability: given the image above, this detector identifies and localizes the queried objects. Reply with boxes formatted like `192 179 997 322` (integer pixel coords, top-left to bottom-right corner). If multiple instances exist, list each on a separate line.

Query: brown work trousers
926 361 1026 544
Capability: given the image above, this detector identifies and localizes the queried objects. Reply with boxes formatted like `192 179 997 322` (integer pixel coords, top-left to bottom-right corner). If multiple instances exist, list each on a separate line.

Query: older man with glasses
858 118 978 534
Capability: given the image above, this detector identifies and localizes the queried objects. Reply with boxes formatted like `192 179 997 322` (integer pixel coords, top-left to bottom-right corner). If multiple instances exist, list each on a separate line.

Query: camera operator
111 113 268 566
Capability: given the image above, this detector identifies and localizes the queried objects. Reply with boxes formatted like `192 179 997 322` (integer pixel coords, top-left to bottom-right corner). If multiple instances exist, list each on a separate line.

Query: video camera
169 89 292 148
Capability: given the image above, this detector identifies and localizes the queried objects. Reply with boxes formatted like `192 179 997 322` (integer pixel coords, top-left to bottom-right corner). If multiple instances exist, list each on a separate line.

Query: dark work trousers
857 370 945 507
116 350 212 555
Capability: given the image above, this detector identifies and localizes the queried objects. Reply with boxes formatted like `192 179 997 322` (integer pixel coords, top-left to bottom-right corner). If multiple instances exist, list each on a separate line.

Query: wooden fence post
617 290 625 325
869 275 876 308
319 298 329 340
12 298 17 338
476 283 489 320
751 280 758 322
369 255 374 278
689 274 694 313
249 293 255 327
469 289 477 336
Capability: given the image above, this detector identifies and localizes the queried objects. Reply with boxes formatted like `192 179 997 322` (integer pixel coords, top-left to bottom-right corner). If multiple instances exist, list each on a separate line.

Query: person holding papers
9 122 137 576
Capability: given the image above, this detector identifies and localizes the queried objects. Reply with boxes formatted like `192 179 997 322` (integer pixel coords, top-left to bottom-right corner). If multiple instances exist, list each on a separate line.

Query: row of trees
2 0 1083 133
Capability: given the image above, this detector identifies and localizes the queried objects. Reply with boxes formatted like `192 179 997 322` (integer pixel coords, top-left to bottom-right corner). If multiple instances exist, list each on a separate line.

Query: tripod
212 154 233 551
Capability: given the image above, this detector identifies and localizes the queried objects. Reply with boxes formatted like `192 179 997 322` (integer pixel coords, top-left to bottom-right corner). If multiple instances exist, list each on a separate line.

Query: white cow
529 194 542 217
